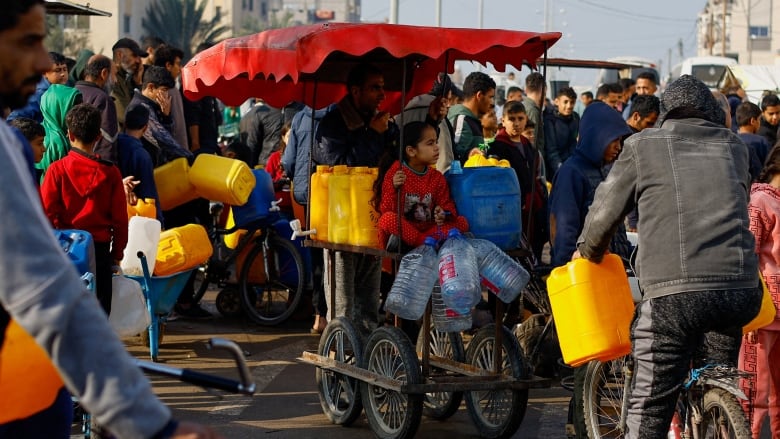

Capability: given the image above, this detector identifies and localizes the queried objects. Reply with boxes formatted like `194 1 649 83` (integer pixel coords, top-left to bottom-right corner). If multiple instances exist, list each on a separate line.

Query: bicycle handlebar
135 338 256 395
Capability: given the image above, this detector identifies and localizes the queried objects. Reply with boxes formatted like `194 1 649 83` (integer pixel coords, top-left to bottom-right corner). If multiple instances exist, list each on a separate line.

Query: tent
722 65 780 104
44 0 111 16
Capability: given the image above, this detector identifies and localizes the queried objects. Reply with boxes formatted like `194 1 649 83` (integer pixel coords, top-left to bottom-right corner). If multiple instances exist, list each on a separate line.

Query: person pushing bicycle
572 75 762 439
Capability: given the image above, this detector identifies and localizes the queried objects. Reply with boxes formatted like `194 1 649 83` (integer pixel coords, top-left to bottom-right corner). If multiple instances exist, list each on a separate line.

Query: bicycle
193 202 305 325
582 355 752 438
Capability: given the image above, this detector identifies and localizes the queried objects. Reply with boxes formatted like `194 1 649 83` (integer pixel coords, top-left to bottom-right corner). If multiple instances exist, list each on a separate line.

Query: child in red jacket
374 121 468 250
41 103 128 315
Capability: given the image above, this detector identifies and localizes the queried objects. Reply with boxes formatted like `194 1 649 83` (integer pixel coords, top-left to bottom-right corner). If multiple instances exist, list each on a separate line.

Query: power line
572 0 694 23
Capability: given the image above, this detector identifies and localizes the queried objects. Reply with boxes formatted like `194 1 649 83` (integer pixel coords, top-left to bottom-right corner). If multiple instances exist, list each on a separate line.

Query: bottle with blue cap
438 229 481 315
385 236 438 320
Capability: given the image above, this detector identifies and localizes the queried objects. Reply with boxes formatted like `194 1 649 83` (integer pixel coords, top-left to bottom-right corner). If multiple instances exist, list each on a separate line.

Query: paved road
77 291 572 439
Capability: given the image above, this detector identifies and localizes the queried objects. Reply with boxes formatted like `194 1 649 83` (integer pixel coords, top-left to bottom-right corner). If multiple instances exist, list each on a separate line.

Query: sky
359 0 706 87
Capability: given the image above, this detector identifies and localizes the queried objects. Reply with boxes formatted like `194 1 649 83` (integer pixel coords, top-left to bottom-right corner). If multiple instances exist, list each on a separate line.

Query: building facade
62 0 360 59
697 0 778 64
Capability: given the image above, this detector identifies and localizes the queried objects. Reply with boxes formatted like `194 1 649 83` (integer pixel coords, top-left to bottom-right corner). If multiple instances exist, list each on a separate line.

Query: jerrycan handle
289 219 316 240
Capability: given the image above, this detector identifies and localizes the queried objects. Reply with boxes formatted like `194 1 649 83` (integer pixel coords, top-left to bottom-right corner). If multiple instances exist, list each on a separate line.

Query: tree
236 10 295 37
142 0 230 61
45 15 93 57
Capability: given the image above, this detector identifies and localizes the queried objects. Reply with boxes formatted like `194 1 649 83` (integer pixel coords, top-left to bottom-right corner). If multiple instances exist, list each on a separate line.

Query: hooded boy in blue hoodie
548 100 633 439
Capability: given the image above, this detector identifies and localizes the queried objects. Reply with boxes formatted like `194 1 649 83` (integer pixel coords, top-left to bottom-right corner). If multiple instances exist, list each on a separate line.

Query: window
249 0 254 12
63 15 90 30
123 14 130 33
750 26 769 38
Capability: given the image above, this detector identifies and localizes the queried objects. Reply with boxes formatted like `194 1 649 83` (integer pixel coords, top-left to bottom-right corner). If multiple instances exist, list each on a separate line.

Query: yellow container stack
309 165 331 241
349 167 379 247
154 224 213 276
327 165 351 244
547 254 635 367
154 157 198 211
743 273 778 334
189 154 256 206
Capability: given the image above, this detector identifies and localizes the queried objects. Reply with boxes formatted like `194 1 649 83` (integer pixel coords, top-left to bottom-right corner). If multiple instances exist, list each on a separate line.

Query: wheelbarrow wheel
239 235 304 326
464 324 529 439
316 317 364 425
361 326 423 439
216 287 242 318
415 327 464 420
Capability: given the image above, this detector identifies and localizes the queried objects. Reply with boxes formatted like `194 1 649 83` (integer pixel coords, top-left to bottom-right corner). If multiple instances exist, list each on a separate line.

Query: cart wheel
316 317 364 425
216 287 242 318
239 234 304 326
464 324 529 439
415 327 464 420
361 326 423 439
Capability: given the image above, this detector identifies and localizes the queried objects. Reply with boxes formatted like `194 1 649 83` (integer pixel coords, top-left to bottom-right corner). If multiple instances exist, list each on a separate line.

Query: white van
594 56 660 87
668 56 737 89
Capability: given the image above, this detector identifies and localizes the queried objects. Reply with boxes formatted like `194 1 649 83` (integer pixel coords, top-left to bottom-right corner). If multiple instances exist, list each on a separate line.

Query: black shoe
173 303 213 319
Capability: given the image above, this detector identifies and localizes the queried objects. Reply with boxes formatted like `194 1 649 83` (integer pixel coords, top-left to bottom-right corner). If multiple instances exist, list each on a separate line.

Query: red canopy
182 23 561 111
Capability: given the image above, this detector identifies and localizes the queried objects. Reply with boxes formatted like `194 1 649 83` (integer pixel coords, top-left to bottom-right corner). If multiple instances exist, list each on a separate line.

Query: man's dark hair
525 72 545 93
49 51 67 66
618 78 635 91
83 55 112 80
581 91 593 100
525 120 535 129
636 71 658 84
630 95 660 119
9 117 45 141
736 101 763 127
462 72 496 99
124 105 150 130
153 44 184 69
503 100 526 115
556 86 577 100
761 93 780 111
141 35 165 52
597 82 623 99
0 0 43 33
142 65 175 88
346 63 382 89
506 86 522 96
66 103 102 143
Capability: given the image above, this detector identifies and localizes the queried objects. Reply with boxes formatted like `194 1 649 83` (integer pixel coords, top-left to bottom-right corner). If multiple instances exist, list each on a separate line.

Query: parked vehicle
667 56 737 89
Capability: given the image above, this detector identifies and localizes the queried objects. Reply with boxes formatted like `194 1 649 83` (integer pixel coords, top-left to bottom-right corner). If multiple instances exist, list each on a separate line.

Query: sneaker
173 303 213 320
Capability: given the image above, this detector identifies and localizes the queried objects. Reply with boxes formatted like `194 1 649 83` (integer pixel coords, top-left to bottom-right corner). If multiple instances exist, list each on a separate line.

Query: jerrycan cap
424 236 437 247
316 164 331 173
447 228 462 238
449 160 463 174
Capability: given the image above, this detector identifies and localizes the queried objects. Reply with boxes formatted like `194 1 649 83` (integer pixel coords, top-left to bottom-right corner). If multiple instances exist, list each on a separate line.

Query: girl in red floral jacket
373 121 468 250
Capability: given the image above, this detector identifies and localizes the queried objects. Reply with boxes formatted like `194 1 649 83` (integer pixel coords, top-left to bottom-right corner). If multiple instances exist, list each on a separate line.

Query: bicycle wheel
415 327 464 420
361 326 423 439
583 356 629 439
695 388 751 439
192 265 210 304
239 234 304 325
464 324 529 439
315 317 364 425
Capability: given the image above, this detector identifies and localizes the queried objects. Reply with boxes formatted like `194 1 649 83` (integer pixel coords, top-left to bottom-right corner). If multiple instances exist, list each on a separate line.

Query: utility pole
708 11 714 55
478 0 484 29
668 47 672 78
435 0 441 27
389 0 398 24
721 0 727 57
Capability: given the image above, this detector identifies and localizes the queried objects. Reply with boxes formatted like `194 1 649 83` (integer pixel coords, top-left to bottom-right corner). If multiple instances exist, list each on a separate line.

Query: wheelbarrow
125 251 193 362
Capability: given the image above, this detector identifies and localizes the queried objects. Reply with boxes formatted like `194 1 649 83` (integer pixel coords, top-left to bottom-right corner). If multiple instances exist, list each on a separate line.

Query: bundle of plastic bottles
385 229 530 330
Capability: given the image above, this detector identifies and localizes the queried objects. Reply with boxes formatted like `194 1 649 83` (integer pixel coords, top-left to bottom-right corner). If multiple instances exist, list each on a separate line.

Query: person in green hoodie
447 71 495 163
36 84 82 180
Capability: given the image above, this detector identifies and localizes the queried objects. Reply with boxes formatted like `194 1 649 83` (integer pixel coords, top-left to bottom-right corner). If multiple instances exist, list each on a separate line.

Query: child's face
602 137 622 163
763 105 780 126
407 126 439 166
502 111 527 138
555 95 576 116
30 135 44 163
44 63 68 85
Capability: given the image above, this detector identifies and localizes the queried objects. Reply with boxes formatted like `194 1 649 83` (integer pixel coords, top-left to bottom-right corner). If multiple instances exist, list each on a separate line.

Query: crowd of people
1 1 779 438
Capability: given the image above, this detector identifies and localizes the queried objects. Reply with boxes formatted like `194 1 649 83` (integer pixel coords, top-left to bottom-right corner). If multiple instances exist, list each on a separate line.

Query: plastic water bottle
385 237 438 320
431 284 472 332
438 229 481 315
469 238 530 303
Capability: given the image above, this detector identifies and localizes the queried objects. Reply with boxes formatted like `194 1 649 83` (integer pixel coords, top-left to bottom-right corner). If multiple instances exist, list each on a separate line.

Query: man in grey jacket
0 2 218 438
574 75 762 438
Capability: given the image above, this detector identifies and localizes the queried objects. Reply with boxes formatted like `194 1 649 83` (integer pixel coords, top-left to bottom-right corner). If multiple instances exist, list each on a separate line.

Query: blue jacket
117 133 163 224
7 77 49 123
282 104 335 205
549 102 633 267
